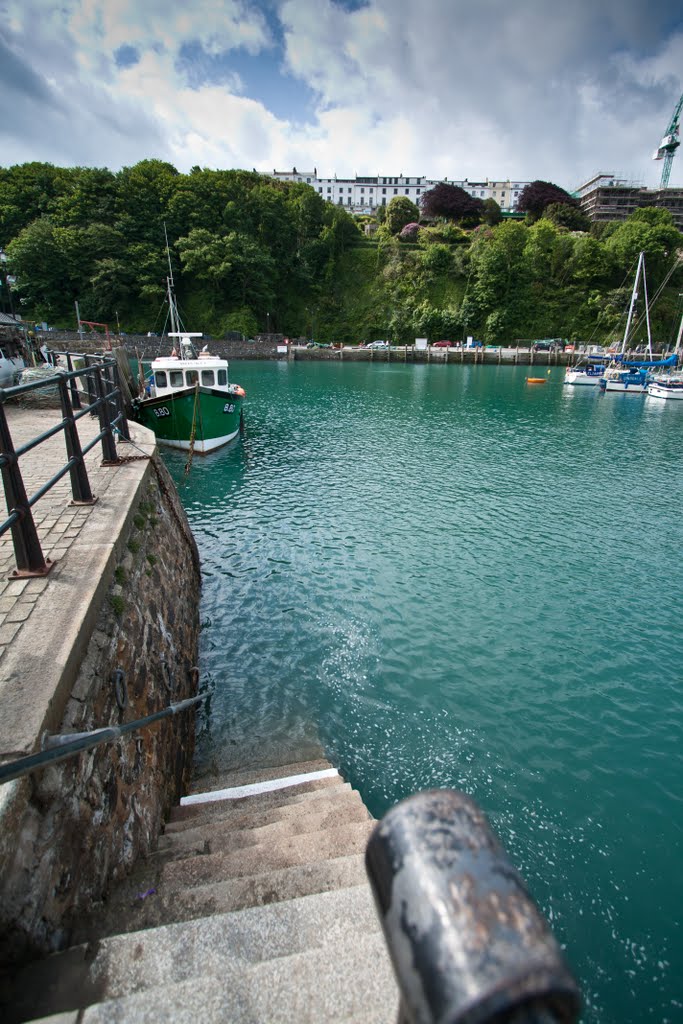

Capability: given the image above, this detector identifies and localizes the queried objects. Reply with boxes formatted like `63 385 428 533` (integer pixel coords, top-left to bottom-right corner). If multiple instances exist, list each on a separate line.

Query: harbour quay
35 332 662 367
0 399 201 961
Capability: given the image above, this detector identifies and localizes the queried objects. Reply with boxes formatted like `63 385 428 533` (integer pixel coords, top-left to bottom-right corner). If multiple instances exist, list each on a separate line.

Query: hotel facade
270 169 529 214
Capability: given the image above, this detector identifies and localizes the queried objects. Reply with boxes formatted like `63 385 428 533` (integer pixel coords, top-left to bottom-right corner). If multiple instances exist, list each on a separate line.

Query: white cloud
0 0 682 190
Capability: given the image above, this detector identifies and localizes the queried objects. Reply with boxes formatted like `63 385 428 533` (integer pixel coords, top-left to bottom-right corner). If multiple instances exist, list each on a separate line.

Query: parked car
366 340 389 349
532 340 565 352
432 340 452 348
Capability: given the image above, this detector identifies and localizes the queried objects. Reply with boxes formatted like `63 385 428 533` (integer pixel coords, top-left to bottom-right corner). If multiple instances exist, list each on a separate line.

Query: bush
399 222 420 242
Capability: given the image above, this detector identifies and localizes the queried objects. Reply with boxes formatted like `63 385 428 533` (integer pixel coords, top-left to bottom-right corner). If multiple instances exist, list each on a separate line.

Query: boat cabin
148 332 233 398
150 358 230 397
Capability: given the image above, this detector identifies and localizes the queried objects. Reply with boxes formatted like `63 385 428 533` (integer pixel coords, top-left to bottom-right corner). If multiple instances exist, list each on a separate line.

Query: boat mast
641 258 653 358
622 251 644 354
164 224 179 337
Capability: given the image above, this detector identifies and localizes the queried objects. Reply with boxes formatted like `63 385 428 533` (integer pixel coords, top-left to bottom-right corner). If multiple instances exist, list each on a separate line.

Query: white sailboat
647 311 683 400
600 251 677 393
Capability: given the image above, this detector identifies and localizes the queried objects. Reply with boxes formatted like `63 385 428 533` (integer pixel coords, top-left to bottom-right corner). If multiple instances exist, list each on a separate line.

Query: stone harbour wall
0 456 201 961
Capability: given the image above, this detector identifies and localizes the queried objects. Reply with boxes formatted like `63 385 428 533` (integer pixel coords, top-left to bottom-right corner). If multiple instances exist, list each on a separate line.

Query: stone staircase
3 757 399 1023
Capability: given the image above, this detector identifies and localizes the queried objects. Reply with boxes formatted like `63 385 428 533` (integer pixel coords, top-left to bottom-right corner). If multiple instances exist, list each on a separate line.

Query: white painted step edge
180 768 340 806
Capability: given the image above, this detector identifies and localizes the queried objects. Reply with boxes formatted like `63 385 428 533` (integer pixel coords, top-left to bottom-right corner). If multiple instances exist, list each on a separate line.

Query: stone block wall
0 456 201 961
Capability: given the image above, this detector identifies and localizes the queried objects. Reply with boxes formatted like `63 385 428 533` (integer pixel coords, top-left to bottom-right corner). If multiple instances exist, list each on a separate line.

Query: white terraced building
270 168 529 213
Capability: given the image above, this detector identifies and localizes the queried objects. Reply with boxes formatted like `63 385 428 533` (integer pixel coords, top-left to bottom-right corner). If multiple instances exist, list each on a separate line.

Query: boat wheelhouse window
201 370 215 386
186 370 199 386
217 369 227 385
154 370 168 388
169 370 184 387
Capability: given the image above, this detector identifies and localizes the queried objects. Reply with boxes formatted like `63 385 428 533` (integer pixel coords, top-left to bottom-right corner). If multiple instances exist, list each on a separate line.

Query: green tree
385 196 420 235
606 209 681 280
482 199 502 226
542 202 590 232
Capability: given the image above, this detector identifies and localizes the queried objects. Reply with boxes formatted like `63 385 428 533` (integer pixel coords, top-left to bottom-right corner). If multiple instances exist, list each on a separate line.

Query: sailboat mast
622 251 644 354
641 259 653 358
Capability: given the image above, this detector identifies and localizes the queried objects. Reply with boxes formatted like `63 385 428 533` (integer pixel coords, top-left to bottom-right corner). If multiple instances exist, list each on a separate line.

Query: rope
184 385 200 479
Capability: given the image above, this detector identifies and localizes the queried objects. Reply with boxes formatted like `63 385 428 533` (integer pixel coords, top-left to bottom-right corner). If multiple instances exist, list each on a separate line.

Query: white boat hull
155 425 241 453
603 380 647 393
647 382 683 400
564 371 602 385
0 354 25 388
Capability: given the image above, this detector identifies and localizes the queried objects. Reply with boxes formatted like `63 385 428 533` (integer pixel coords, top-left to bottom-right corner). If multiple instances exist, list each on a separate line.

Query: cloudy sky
1 0 682 191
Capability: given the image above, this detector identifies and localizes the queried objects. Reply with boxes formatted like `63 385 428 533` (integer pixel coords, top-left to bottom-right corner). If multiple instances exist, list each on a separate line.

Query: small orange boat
526 377 547 384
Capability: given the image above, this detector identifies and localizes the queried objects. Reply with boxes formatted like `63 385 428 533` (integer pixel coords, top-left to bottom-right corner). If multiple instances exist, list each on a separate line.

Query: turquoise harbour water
161 361 683 1024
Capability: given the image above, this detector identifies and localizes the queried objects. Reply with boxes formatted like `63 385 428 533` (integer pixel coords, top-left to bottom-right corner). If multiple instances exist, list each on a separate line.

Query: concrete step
77 855 370 938
158 792 371 859
163 785 366 838
77 930 398 1023
7 885 383 1021
169 774 347 825
187 757 336 796
161 820 375 890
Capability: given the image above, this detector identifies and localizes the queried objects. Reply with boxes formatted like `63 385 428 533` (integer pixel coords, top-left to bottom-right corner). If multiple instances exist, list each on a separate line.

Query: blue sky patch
176 38 317 121
114 44 140 69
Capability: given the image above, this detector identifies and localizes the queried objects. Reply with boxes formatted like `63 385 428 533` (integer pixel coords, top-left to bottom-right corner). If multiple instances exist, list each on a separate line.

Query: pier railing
0 689 205 786
366 789 581 1024
0 355 130 578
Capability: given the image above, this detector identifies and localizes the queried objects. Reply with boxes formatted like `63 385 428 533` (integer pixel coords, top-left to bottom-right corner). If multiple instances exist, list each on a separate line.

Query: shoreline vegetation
2 160 682 349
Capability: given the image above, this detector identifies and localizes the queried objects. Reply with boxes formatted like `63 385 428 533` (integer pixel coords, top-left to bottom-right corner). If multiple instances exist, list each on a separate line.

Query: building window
348 187 352 192
306 177 310 183
382 188 386 194
360 187 364 193
318 187 322 193
416 189 421 195
338 198 343 204
405 189 410 195
348 197 352 204
394 188 398 194
382 197 386 205
327 187 331 193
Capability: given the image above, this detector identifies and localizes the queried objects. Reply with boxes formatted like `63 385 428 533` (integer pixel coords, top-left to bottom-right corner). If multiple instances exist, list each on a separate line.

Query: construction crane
653 93 683 187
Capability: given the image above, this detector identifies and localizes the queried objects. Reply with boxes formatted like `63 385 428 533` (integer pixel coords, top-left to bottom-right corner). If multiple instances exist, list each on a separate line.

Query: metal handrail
0 692 206 785
365 789 581 1024
0 357 130 576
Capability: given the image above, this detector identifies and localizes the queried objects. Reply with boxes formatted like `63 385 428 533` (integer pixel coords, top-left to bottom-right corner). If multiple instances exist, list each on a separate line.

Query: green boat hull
133 386 243 453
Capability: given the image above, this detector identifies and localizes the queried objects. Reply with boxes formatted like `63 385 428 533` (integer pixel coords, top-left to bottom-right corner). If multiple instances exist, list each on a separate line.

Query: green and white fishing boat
132 269 245 453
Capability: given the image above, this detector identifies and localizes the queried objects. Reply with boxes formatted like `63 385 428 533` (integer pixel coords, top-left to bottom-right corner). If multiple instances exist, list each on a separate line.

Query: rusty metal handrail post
109 363 130 441
56 375 96 505
365 790 581 1024
83 355 98 412
0 401 52 577
65 352 82 410
93 365 120 464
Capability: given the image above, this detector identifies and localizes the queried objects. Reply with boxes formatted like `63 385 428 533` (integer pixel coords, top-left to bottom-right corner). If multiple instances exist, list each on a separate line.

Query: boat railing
0 688 205 786
365 789 581 1024
0 353 130 578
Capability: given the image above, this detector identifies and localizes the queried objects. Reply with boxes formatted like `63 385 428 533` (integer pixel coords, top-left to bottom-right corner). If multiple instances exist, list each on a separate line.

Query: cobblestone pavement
0 402 155 666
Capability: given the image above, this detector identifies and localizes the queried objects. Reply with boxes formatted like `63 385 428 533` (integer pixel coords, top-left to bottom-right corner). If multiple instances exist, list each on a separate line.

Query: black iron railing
0 355 131 577
365 789 581 1024
0 691 205 786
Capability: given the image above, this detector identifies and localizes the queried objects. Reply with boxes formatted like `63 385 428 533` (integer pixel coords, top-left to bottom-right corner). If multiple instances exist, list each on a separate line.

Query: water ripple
163 362 683 1024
